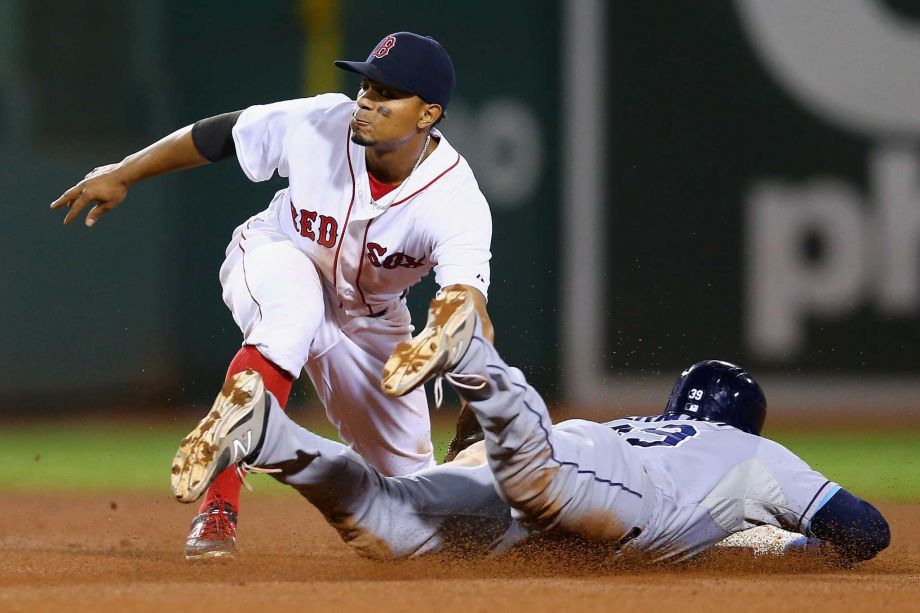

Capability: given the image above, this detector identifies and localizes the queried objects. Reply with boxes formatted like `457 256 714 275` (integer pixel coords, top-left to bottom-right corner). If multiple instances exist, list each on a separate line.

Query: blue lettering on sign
611 423 700 448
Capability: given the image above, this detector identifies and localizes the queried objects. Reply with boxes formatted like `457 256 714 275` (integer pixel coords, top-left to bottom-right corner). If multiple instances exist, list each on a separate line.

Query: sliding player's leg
383 291 654 543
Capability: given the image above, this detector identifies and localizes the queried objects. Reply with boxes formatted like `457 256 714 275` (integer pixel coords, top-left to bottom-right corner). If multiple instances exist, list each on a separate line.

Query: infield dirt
0 494 916 612
0 493 920 613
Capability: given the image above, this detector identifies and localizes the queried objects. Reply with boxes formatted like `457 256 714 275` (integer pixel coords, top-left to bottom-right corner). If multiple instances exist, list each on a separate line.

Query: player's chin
350 131 376 147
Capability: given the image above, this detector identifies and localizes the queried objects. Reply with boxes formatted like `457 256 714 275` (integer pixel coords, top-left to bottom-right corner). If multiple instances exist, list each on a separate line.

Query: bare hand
50 163 131 227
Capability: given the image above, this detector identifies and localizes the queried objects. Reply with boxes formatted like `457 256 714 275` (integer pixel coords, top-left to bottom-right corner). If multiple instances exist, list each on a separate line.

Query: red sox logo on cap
373 35 397 58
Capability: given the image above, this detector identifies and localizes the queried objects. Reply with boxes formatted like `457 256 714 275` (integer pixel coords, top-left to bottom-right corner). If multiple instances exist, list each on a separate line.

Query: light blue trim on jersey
814 484 842 514
801 484 841 533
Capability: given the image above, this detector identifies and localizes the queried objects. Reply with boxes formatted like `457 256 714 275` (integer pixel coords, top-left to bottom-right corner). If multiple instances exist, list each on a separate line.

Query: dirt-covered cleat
382 288 477 398
171 370 269 504
184 497 238 561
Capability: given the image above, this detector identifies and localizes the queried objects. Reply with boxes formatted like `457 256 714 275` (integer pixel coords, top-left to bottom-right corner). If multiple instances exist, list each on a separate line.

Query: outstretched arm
49 111 242 227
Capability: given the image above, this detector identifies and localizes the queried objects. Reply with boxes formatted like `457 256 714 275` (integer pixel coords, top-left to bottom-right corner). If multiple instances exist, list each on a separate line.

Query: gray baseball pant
251 334 653 558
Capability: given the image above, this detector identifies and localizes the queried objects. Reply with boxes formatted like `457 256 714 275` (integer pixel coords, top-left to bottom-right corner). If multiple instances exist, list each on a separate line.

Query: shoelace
198 494 235 538
433 372 488 408
199 514 233 539
235 462 282 493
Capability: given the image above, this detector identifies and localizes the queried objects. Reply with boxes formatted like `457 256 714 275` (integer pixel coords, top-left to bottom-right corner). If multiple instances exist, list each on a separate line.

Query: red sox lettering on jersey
230 93 492 317
287 206 425 271
366 243 426 270
290 204 338 248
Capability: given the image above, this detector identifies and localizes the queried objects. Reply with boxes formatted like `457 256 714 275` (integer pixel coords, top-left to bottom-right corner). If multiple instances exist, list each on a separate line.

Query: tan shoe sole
171 370 265 503
381 289 476 397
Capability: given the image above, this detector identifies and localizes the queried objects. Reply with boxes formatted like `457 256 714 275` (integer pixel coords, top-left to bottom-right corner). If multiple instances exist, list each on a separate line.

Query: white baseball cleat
382 288 478 398
171 369 269 504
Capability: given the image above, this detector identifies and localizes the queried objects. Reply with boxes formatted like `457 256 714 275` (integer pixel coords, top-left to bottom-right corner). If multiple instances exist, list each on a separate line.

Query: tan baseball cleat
171 370 269 504
382 288 478 398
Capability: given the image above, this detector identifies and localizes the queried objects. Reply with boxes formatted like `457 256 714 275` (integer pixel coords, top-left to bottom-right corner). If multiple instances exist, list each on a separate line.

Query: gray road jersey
604 414 839 561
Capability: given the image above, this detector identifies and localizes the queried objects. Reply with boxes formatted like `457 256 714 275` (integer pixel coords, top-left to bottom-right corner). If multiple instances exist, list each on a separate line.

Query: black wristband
191 110 243 162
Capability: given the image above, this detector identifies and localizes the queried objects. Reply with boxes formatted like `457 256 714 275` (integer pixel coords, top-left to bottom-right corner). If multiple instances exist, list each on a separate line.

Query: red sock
224 345 294 406
196 346 294 515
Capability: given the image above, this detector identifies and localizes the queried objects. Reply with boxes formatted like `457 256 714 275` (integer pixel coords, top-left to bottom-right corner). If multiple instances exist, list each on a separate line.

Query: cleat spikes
381 288 477 398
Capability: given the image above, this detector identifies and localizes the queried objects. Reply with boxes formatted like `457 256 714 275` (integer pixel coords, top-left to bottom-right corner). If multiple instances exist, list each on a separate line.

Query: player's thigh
391 462 511 556
540 420 652 539
305 334 434 477
338 301 416 362
220 238 324 376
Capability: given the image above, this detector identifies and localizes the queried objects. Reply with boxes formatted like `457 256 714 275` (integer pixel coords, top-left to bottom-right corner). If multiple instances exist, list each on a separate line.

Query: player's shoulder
240 93 353 126
752 434 804 461
443 139 483 191
419 134 490 207
295 92 354 118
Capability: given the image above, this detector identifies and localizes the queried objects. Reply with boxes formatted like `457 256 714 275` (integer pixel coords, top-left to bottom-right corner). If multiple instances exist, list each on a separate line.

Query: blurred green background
5 0 920 412
1 0 918 496
2 418 917 502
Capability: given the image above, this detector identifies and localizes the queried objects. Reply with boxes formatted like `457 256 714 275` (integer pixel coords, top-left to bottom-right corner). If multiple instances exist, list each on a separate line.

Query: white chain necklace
368 133 431 212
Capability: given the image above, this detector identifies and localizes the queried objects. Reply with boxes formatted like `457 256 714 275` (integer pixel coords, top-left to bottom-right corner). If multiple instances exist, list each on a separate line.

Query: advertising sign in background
565 0 920 411
2 1 918 415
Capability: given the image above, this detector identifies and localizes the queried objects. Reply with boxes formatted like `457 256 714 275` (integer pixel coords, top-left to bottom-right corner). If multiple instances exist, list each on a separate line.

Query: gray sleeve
753 439 840 534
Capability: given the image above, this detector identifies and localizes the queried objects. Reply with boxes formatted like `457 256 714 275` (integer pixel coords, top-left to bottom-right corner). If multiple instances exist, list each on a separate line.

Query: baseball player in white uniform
50 32 494 559
170 290 890 565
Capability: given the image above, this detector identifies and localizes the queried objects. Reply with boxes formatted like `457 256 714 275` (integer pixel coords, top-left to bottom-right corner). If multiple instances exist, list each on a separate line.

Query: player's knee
248 320 317 374
340 526 402 561
499 464 561 521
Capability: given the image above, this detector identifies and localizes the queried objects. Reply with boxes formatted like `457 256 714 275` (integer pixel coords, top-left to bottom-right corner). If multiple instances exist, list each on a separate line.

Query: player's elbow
811 488 890 562
838 505 889 562
857 505 890 561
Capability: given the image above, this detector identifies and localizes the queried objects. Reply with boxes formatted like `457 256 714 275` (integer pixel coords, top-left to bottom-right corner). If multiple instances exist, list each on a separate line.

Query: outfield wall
563 1 920 414
1 1 918 415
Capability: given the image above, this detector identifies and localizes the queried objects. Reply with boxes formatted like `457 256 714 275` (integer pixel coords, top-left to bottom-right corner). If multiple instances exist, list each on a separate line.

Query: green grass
0 418 455 496
767 429 920 503
0 419 917 502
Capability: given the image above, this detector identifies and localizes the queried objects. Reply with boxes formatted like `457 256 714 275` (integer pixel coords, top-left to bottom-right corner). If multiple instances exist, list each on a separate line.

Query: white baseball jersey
231 93 492 317
217 93 492 476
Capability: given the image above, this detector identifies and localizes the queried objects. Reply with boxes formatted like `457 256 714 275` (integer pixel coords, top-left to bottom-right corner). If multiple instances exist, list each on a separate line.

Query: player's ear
419 104 443 129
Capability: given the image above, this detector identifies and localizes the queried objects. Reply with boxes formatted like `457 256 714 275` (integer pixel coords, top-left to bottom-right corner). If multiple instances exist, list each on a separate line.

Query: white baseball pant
219 214 435 476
